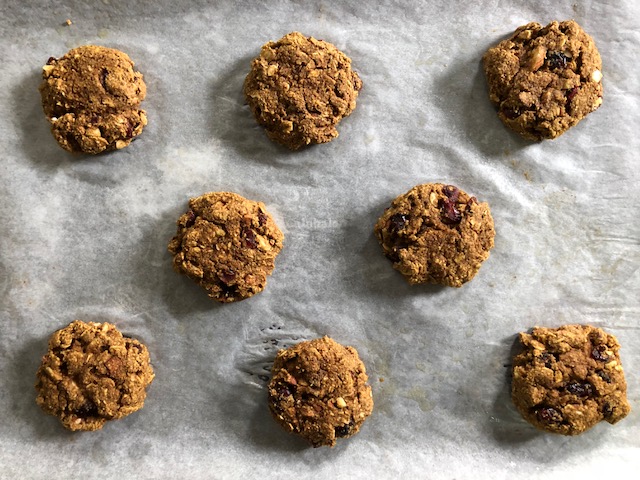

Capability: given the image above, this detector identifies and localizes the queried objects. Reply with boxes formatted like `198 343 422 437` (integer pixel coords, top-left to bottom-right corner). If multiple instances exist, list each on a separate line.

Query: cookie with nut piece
512 324 630 435
374 183 495 287
243 32 362 149
168 191 284 303
483 20 603 140
268 336 374 447
39 45 147 154
35 320 155 431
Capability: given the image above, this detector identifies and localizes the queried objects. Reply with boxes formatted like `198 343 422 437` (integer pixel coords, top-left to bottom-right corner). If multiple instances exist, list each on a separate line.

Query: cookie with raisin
512 324 630 435
168 192 284 303
244 32 362 149
483 20 603 140
268 336 374 447
374 183 495 287
39 45 147 154
35 320 155 431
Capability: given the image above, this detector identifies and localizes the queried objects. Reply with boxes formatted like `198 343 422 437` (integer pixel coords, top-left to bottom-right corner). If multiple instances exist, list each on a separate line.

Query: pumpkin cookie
512 324 630 435
244 32 362 149
39 45 147 153
35 320 154 431
374 183 495 287
483 20 603 140
168 192 284 303
268 336 373 447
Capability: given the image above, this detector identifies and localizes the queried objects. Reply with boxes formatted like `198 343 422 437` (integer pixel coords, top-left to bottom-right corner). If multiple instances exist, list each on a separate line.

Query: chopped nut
336 397 347 408
528 45 547 71
591 69 603 83
267 64 278 76
429 192 437 205
42 65 54 76
115 140 127 149
85 127 101 137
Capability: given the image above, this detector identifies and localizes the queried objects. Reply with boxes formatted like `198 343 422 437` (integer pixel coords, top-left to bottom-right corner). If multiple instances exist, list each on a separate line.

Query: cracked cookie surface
244 32 362 150
512 324 630 435
268 336 373 447
374 183 495 287
168 192 284 303
39 45 147 154
483 20 603 140
35 320 154 431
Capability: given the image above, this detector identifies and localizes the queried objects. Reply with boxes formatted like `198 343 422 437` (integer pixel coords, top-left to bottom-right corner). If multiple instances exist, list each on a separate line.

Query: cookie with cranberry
35 320 155 431
40 45 147 153
512 324 630 435
268 336 374 447
483 20 603 140
168 192 284 303
374 183 495 287
244 32 362 150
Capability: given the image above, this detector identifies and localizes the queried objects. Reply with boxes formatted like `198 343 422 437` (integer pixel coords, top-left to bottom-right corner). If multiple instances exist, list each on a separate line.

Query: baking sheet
1 1 639 478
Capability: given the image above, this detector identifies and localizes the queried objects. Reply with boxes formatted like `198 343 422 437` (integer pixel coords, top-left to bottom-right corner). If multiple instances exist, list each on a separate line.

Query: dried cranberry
242 227 257 249
125 121 134 139
546 51 569 69
591 345 609 362
535 406 562 424
258 212 268 226
467 197 478 206
565 382 594 397
218 269 236 284
184 209 196 227
442 185 460 202
439 198 462 224
388 213 408 232
335 422 353 437
598 370 612 383
567 86 579 102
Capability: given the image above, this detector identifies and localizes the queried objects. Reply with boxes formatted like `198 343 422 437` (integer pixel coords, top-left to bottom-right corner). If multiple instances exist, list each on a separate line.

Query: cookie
168 192 284 303
374 183 495 287
243 32 362 150
512 324 630 435
483 20 603 140
35 320 154 431
39 45 147 154
268 336 373 447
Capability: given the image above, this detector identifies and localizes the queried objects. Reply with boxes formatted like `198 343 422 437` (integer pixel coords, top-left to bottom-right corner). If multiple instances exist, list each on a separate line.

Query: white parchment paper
1 1 639 478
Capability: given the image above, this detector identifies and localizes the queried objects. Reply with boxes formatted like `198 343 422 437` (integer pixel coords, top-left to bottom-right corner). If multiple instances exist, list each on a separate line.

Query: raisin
539 352 554 369
388 213 408 233
258 212 268 226
75 401 98 418
591 345 609 362
439 198 462 224
184 209 196 227
335 422 354 438
602 402 614 418
502 106 521 119
218 269 236 284
276 385 294 398
597 370 612 383
546 51 569 69
535 406 562 424
565 382 594 397
242 227 257 249
125 121 134 139
99 68 108 91
46 56 57 65
442 185 460 203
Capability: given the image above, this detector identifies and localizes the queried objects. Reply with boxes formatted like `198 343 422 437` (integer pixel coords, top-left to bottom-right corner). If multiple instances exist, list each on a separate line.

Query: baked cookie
35 320 154 431
168 192 284 303
268 336 373 447
374 183 495 287
39 45 147 154
483 20 603 140
512 324 630 435
243 32 362 150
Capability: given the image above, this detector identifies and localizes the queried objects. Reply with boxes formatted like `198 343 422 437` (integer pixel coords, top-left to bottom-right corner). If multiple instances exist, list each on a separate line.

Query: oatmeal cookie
512 324 630 435
268 336 374 447
35 320 154 431
39 45 147 153
168 192 284 303
244 32 362 149
374 183 495 287
483 20 603 140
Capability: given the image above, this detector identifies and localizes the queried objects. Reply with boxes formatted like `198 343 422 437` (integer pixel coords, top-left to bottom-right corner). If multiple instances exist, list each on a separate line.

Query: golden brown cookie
243 32 362 150
268 336 373 447
512 324 630 435
374 183 495 287
35 320 154 431
168 192 284 303
483 20 603 140
39 45 147 154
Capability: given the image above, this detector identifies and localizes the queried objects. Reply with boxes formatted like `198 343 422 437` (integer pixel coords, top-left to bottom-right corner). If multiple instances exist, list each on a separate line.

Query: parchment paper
1 1 639 478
